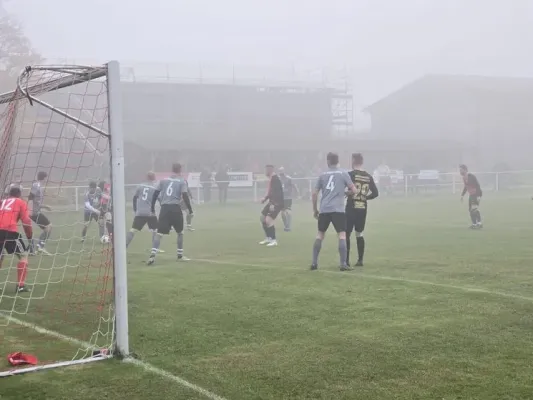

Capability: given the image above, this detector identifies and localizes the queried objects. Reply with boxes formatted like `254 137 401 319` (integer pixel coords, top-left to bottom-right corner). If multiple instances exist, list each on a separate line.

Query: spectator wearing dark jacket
215 166 229 204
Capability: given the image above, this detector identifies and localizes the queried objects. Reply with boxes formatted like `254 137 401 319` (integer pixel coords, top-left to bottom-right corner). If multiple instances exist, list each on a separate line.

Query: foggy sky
5 0 533 110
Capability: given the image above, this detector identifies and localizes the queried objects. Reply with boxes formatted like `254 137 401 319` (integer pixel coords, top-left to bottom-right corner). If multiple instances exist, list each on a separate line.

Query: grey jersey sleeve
342 171 353 188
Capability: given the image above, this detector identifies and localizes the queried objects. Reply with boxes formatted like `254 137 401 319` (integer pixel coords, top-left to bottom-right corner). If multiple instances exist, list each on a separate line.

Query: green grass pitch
1 193 533 400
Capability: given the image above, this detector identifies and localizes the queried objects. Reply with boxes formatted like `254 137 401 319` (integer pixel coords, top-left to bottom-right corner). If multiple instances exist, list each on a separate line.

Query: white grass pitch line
0 314 228 400
193 258 533 303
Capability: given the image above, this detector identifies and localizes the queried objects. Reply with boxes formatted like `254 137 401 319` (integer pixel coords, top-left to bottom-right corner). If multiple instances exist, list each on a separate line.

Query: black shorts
157 204 184 235
468 195 480 211
0 230 27 255
261 203 282 220
283 199 293 210
317 212 346 233
346 208 367 234
84 210 99 223
132 215 158 231
31 213 50 229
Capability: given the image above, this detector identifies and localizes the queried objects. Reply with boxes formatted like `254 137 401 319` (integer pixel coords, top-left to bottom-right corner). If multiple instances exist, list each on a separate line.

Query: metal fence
42 170 533 212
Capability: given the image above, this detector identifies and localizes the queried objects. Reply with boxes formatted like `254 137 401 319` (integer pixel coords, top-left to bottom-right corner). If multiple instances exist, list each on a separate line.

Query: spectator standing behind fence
200 168 213 203
215 166 229 204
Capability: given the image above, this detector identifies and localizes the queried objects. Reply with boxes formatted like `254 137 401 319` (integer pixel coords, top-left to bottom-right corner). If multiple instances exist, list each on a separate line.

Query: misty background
4 0 533 128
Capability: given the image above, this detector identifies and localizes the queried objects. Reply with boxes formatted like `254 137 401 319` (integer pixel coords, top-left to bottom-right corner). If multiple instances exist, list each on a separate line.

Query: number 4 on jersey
326 175 335 190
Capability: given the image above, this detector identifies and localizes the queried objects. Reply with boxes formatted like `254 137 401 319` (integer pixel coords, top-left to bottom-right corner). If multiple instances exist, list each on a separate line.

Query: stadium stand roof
364 74 533 113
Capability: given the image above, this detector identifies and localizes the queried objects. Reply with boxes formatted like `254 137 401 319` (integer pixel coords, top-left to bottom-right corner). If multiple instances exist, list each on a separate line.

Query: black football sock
268 225 276 240
469 210 476 224
475 210 482 224
262 222 269 237
82 225 88 239
356 236 365 261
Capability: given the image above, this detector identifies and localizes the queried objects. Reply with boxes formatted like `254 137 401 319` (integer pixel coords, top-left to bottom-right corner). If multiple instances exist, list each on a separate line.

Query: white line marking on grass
0 313 228 400
125 358 228 400
193 258 533 303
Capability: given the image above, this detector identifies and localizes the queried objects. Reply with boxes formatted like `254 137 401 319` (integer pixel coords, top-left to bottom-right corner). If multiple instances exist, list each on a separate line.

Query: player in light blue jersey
311 152 356 271
126 172 160 249
147 163 193 265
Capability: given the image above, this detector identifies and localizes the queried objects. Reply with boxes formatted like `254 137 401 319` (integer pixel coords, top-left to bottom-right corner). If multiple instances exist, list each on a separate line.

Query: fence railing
36 170 533 212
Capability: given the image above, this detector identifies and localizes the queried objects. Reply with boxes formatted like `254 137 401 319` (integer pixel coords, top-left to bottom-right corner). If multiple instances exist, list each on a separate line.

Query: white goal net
0 62 127 376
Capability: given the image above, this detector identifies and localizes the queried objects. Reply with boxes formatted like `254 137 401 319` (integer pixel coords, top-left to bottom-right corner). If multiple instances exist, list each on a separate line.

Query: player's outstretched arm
151 190 161 213
367 176 379 200
182 192 193 214
132 194 138 213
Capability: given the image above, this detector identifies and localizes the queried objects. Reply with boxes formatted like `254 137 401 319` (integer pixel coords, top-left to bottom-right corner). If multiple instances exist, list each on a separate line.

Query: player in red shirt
460 164 483 229
0 186 33 292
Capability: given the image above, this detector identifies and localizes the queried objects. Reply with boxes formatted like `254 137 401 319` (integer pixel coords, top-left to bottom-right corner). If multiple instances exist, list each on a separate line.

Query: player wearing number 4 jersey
346 153 378 267
0 187 33 293
126 172 159 249
147 163 193 265
311 152 356 271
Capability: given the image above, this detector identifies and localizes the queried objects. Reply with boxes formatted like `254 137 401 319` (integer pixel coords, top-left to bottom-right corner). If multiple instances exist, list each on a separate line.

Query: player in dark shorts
126 172 159 249
459 164 483 229
81 181 105 242
311 152 356 271
28 171 53 255
259 164 284 247
345 153 379 267
278 167 298 232
0 187 33 292
147 163 193 265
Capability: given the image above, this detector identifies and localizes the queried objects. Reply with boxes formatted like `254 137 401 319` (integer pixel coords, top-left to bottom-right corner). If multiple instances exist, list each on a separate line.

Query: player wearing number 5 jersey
126 172 159 249
311 152 356 271
147 163 193 265
0 187 33 293
346 153 378 267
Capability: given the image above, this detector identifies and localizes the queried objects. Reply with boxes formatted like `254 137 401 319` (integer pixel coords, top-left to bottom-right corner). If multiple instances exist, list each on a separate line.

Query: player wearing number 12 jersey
346 153 378 267
311 152 356 271
0 187 33 293
147 163 193 265
126 172 159 249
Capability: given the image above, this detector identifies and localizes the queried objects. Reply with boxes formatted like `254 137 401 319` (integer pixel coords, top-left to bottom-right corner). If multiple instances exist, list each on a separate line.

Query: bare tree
0 3 41 87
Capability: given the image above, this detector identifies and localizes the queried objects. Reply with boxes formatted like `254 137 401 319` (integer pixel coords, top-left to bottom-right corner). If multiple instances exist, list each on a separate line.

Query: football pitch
2 193 533 400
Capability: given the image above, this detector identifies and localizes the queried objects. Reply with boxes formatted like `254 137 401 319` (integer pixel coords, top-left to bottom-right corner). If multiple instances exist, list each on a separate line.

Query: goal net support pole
107 60 129 357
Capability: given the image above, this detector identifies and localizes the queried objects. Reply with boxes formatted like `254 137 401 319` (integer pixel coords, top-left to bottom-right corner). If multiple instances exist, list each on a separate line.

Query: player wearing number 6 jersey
346 153 378 267
0 187 33 293
147 163 193 265
311 152 356 271
126 172 159 249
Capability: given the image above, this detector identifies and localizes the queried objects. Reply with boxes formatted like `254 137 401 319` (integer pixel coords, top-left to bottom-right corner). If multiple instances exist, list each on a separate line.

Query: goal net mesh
0 65 115 374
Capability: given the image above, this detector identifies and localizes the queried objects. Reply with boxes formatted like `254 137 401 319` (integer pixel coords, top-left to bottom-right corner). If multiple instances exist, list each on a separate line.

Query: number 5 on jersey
142 187 149 201
326 175 335 191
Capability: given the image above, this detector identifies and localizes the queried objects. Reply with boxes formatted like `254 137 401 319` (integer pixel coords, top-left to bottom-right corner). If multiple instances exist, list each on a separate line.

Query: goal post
0 61 129 376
